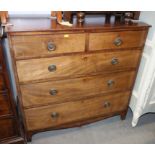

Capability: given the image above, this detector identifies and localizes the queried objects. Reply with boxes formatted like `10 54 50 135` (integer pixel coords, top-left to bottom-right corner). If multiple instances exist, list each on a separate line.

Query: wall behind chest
130 11 155 126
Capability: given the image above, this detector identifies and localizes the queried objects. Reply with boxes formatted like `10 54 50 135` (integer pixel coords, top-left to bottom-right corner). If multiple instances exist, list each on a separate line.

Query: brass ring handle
47 42 56 51
51 112 59 119
103 101 111 108
111 58 119 65
49 89 58 96
107 80 115 87
48 64 56 72
113 38 123 46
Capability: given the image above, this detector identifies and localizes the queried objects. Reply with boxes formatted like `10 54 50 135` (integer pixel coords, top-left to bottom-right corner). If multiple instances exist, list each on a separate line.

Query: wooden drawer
11 33 86 59
25 91 130 131
21 71 135 108
89 30 147 51
0 93 12 116
0 118 18 140
0 74 6 93
16 50 141 83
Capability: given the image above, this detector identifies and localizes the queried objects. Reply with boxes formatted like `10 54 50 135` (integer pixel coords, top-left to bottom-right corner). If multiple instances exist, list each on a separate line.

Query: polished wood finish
11 33 86 59
0 39 25 143
133 12 140 20
89 31 147 51
0 93 12 115
6 18 150 33
16 50 141 83
21 71 135 108
0 118 18 139
6 17 150 141
25 91 130 131
0 74 5 92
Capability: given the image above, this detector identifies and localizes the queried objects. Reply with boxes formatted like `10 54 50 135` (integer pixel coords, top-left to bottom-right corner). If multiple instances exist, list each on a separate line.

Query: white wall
9 11 50 18
130 11 155 126
140 11 155 41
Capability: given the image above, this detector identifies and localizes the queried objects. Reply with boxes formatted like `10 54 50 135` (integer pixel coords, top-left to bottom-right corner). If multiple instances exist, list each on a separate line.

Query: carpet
30 109 155 144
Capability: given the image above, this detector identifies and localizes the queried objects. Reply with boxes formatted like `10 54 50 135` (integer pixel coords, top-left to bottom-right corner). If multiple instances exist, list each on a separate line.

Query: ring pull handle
113 37 123 46
49 89 58 96
107 80 115 87
47 42 56 51
48 64 56 72
111 58 119 65
103 101 111 108
51 112 59 119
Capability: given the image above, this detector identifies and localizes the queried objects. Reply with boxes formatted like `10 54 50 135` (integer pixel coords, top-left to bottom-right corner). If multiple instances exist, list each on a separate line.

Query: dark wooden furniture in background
63 11 140 23
5 15 150 142
0 30 25 143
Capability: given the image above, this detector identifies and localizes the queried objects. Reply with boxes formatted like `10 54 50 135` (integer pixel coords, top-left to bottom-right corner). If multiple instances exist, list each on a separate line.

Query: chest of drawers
6 18 150 141
0 39 25 143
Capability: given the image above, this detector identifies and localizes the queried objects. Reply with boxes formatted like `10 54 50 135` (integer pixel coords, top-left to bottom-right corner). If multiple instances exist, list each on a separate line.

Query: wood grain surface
16 51 140 83
25 91 130 131
0 93 12 116
0 74 5 92
11 33 86 59
89 30 147 51
0 118 18 140
6 18 150 141
21 71 135 108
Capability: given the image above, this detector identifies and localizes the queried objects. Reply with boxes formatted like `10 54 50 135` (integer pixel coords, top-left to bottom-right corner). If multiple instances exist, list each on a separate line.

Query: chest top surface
5 18 150 33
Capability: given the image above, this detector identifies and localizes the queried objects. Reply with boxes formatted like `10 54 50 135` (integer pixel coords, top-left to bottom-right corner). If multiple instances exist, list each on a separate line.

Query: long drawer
0 118 18 140
25 91 130 131
89 30 147 51
0 93 12 116
21 71 135 108
11 33 86 59
16 50 141 83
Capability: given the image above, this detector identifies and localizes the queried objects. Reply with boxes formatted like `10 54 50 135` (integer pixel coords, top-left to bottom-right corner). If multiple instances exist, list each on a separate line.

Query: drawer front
21 71 135 108
0 93 12 116
89 30 147 51
17 51 140 83
11 33 86 59
0 118 17 140
25 91 130 131
0 74 6 93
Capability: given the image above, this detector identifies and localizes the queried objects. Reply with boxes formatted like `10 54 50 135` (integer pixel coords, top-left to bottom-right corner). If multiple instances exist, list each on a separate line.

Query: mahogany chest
6 18 150 141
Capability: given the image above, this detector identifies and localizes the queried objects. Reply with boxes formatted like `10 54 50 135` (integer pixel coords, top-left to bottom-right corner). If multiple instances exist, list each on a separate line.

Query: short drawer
0 74 6 93
16 50 141 83
25 91 130 131
0 93 12 116
21 71 135 108
89 30 147 51
0 118 17 140
11 33 86 59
